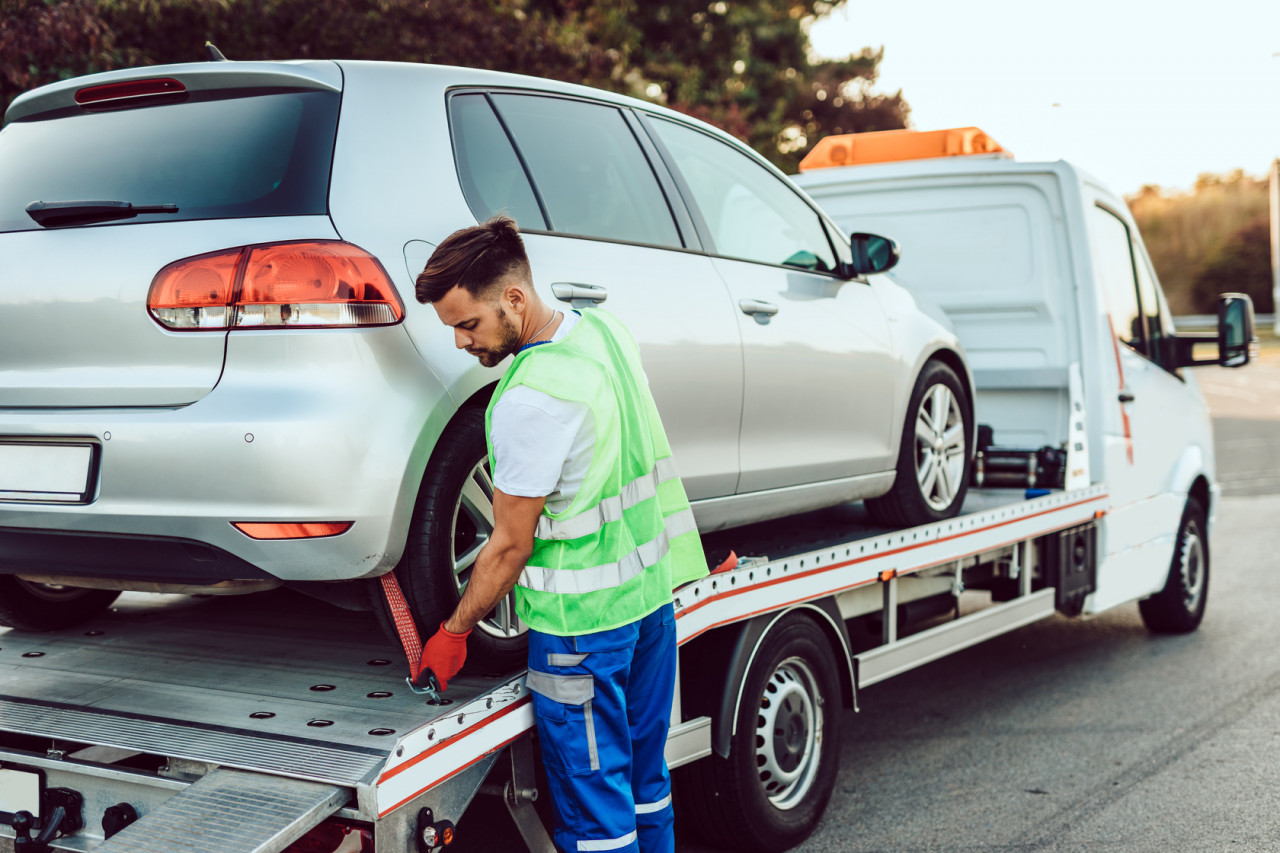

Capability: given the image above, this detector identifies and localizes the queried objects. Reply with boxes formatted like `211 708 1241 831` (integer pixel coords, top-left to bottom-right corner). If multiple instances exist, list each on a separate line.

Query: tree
0 0 118 114
4 0 908 173
561 0 909 171
1190 218 1273 314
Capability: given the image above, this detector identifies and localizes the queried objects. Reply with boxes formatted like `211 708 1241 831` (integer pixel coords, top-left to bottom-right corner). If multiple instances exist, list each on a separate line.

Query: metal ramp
94 768 346 853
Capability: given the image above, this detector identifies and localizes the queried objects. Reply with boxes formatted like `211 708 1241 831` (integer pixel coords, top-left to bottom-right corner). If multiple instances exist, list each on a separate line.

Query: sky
807 0 1280 195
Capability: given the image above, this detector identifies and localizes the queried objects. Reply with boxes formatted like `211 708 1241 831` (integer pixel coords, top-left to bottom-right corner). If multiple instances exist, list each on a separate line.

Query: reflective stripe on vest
518 507 698 595
534 456 681 542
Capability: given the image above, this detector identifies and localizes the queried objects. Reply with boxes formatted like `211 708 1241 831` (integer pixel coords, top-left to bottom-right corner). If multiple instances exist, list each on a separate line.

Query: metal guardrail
1174 314 1276 331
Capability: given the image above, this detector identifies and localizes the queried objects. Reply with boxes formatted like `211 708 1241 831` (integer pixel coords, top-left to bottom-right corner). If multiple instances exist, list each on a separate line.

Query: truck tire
371 406 527 671
867 359 972 528
1139 497 1208 634
0 576 119 630
676 614 841 852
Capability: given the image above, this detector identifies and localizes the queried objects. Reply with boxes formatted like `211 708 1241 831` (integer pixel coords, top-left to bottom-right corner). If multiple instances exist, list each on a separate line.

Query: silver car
0 61 973 665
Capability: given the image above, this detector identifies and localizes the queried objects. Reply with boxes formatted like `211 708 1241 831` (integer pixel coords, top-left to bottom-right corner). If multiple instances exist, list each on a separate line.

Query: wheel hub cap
754 658 823 810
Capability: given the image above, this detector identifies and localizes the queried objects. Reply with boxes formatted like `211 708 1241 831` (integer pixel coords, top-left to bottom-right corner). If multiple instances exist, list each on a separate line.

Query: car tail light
232 522 353 540
148 241 404 331
75 77 186 107
283 819 374 853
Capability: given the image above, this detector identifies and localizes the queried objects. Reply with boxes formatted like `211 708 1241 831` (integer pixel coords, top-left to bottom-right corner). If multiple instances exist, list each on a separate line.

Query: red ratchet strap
380 573 422 678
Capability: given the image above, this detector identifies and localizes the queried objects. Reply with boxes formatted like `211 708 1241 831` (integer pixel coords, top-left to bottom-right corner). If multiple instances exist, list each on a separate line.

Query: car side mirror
1217 292 1257 368
848 232 900 277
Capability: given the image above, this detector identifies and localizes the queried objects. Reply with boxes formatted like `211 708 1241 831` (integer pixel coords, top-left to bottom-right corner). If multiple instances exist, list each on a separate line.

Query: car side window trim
482 92 555 231
1092 201 1175 375
446 91 548 230
636 111 849 280
485 91 687 250
620 108 700 252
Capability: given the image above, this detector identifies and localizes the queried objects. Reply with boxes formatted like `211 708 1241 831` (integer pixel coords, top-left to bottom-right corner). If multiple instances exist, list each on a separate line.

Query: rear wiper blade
25 200 179 227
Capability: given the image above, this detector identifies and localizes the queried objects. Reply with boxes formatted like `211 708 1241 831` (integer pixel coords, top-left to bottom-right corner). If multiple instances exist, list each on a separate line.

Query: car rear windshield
0 89 339 234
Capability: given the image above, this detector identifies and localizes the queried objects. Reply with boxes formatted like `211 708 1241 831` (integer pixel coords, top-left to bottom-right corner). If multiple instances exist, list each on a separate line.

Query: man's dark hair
416 216 531 304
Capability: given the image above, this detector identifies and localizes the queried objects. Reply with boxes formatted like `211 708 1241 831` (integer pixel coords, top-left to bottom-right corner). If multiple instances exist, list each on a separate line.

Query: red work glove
414 622 471 691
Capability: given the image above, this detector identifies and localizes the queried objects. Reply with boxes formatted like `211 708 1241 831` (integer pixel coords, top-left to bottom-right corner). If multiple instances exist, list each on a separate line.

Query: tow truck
0 128 1256 852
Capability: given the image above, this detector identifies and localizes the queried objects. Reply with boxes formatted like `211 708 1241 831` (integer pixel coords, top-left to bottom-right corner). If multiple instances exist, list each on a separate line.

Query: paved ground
738 355 1280 853
451 353 1280 852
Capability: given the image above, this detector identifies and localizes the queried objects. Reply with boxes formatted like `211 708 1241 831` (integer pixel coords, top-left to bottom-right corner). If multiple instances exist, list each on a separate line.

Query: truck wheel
372 406 527 671
867 359 972 528
677 614 841 852
0 576 119 630
1139 497 1208 634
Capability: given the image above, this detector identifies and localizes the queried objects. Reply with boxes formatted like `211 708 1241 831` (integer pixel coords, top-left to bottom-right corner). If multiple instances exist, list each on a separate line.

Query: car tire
866 359 973 528
0 576 120 631
370 405 528 672
1139 497 1209 634
675 614 842 853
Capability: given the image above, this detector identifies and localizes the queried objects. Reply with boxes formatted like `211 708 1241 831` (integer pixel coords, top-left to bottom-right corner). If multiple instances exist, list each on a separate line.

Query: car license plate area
0 442 97 504
0 766 43 819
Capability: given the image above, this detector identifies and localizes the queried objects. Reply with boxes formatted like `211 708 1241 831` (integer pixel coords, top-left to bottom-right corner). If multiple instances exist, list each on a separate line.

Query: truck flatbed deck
0 484 1107 852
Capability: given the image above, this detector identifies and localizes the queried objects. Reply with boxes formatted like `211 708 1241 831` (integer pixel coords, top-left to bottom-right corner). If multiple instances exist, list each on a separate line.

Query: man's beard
471 307 521 368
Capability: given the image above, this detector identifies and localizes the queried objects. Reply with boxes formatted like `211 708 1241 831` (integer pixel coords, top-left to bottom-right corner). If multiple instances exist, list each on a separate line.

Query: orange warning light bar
798 127 1009 172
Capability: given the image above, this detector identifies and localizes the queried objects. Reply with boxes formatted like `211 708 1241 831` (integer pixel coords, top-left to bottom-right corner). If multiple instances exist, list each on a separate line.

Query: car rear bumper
0 526 271 584
0 325 453 583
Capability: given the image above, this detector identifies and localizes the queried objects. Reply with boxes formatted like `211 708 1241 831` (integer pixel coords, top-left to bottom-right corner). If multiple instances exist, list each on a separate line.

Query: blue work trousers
526 603 677 853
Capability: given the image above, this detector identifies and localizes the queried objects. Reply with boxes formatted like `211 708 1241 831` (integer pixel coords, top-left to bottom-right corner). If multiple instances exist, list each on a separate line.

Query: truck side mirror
849 232 900 276
1217 293 1257 368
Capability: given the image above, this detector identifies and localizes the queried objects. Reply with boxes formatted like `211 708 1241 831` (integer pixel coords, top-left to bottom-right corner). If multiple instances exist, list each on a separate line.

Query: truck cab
792 128 1255 624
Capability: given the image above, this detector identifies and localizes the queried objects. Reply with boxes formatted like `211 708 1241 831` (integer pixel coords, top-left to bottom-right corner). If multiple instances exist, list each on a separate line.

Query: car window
0 91 338 234
646 117 836 272
1133 247 1174 366
1088 204 1146 355
449 94 547 230
489 94 682 249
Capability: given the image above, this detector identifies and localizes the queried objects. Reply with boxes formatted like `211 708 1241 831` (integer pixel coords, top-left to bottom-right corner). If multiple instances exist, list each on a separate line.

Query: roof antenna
205 42 230 62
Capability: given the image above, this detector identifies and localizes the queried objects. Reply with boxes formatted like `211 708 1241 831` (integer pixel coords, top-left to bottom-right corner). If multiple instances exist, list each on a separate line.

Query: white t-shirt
490 311 593 515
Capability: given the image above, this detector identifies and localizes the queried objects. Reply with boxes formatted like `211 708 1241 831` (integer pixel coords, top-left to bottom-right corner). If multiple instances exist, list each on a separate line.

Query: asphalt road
6 356 1273 853
449 354 1280 853
721 355 1280 853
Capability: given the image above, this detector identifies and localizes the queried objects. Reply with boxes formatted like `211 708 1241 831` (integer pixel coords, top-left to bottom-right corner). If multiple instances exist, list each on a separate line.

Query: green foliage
2 0 906 172
0 0 119 111
1128 170 1271 315
1191 219 1274 314
591 0 908 171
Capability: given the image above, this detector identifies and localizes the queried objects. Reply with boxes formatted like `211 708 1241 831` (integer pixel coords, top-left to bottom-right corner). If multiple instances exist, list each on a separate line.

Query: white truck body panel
794 156 1217 617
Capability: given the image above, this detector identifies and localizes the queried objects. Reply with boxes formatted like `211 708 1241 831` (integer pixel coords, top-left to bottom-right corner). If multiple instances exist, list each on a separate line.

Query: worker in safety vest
413 217 708 853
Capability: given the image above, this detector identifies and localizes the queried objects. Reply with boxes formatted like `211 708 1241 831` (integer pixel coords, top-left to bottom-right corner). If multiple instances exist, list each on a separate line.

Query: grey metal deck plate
0 589 515 783
94 768 346 853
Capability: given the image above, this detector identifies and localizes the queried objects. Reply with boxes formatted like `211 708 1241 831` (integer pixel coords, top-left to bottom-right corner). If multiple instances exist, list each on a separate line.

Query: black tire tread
369 405 526 672
675 615 841 852
1139 497 1208 634
0 576 120 631
866 359 972 528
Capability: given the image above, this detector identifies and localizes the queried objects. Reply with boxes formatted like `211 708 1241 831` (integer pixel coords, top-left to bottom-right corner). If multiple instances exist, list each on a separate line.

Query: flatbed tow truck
0 476 1108 853
0 131 1255 852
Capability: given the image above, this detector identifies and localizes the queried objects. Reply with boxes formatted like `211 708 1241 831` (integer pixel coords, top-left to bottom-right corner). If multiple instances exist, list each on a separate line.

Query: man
413 216 708 853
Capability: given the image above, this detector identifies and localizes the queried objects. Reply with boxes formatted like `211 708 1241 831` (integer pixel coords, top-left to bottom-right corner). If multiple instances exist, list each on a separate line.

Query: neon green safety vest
485 309 708 636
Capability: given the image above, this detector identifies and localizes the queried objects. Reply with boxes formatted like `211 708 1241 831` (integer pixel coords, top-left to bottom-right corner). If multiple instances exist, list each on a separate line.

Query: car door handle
1118 390 1135 403
551 282 608 307
739 299 779 324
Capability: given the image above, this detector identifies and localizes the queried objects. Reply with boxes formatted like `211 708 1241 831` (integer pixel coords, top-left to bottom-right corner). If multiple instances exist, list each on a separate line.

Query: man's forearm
444 541 528 634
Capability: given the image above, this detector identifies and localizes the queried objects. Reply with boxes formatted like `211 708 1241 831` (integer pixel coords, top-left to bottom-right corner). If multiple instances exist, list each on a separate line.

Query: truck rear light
147 241 404 331
232 522 353 540
283 819 373 853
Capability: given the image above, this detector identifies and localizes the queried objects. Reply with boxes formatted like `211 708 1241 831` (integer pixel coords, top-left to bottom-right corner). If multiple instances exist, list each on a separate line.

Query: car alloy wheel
450 457 526 642
914 382 967 512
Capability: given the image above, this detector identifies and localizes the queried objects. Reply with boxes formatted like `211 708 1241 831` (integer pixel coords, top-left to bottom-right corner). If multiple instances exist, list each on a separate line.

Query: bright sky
808 0 1280 195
